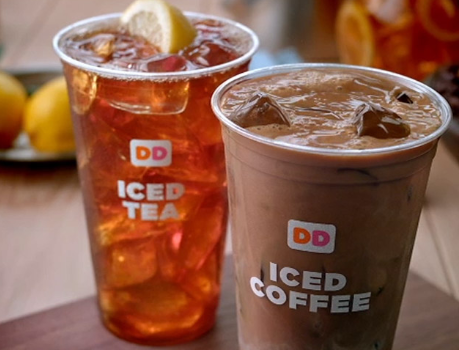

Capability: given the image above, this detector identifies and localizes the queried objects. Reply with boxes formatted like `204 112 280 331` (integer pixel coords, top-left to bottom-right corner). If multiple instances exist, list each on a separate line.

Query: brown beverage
53 8 258 346
211 64 451 350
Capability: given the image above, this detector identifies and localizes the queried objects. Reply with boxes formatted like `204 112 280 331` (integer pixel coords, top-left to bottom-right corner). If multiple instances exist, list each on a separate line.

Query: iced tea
337 0 459 81
53 13 258 345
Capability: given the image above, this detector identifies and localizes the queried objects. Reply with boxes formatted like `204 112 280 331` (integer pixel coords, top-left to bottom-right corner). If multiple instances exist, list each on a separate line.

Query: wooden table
1 257 459 350
1 0 459 332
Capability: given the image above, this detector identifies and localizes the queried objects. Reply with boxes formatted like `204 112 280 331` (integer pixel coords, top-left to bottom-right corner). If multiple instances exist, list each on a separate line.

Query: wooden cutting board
1 257 458 350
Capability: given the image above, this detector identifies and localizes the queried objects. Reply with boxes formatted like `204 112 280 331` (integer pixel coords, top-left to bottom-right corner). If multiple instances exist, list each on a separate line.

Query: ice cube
183 41 238 68
145 54 188 72
155 194 227 281
182 93 223 146
156 191 226 282
354 103 410 139
138 176 222 221
98 78 189 115
166 189 204 221
90 33 115 60
97 236 157 288
180 247 223 302
78 110 145 194
182 70 245 146
100 278 205 335
141 140 225 183
156 228 185 282
229 92 291 128
96 31 157 71
194 19 227 41
90 100 197 156
94 211 181 247
396 92 413 104
64 66 98 115
94 97 137 133
177 194 228 271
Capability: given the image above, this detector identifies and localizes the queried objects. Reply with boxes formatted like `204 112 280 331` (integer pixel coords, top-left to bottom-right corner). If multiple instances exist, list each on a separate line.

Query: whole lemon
0 71 27 149
24 76 75 153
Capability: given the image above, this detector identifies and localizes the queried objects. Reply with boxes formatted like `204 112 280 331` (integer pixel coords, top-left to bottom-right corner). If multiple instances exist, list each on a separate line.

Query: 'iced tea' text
117 180 184 221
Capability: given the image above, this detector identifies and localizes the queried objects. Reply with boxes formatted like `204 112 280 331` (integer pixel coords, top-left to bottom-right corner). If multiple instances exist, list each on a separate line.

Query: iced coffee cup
211 63 451 350
53 0 258 345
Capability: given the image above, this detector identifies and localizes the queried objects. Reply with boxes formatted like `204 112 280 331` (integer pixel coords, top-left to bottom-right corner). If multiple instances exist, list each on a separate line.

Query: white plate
0 133 75 162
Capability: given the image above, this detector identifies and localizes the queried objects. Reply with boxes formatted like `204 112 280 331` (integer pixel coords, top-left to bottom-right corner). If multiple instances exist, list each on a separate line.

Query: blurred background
0 0 459 324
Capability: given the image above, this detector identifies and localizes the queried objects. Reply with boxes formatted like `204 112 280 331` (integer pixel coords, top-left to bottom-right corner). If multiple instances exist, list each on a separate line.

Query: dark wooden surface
1 257 459 350
2 0 459 326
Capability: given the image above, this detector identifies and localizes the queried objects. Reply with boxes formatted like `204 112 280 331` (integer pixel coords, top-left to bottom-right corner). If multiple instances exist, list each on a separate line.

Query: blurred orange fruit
24 76 75 153
0 71 27 149
417 0 459 41
336 0 375 66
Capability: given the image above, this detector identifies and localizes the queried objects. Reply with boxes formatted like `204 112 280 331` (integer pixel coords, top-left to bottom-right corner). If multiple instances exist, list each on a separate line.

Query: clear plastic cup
211 63 451 350
53 12 258 346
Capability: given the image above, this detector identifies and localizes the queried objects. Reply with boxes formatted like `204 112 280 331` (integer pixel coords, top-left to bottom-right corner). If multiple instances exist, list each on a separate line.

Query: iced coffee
211 64 451 350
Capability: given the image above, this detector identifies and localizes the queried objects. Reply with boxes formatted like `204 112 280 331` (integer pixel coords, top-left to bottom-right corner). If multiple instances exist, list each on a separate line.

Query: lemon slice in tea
121 0 197 53
336 0 375 67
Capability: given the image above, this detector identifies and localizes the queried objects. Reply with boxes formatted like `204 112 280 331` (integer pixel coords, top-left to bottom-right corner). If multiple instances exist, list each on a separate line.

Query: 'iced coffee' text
250 262 371 313
117 180 184 221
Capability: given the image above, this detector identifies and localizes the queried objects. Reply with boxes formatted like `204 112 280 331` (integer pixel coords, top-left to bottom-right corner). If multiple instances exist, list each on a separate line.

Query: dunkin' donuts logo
130 139 172 167
248 221 372 313
288 220 336 253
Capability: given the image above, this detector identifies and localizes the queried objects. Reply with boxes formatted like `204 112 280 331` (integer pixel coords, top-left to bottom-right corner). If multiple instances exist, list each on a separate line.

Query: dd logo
287 220 336 254
130 139 172 167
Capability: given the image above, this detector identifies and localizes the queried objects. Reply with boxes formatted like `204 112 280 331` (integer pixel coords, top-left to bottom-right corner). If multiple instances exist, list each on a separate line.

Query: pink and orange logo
288 220 336 254
130 139 172 167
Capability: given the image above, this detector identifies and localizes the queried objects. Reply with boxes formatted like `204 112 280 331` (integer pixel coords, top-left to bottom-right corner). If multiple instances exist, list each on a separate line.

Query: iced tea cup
211 64 451 350
53 13 258 346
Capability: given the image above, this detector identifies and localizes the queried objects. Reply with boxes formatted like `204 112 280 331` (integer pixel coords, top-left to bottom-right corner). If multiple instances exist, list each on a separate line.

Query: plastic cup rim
211 63 453 157
53 12 260 80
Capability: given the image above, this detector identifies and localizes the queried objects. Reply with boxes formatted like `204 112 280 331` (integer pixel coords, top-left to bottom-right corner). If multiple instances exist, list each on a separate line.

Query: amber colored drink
53 13 258 345
337 0 459 81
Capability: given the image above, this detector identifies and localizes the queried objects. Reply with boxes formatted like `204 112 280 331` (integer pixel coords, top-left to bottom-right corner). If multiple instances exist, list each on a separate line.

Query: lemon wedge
121 0 197 53
0 71 27 149
336 0 375 67
24 76 75 153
